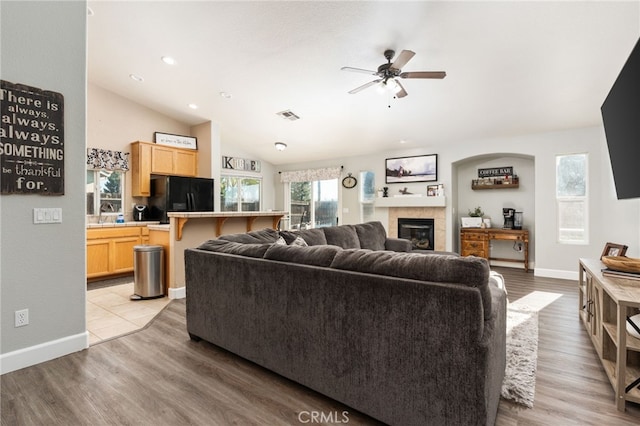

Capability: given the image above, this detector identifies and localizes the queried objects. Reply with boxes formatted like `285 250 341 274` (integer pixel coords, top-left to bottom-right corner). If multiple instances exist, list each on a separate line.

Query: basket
602 256 640 273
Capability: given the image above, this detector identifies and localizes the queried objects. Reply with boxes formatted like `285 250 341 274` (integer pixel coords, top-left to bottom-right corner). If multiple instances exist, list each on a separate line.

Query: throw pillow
323 225 361 249
354 221 387 251
197 240 272 258
263 244 342 267
275 236 287 245
218 228 279 244
291 236 308 247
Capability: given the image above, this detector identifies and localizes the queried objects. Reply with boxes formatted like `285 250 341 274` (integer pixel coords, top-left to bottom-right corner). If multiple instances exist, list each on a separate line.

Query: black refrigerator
148 175 214 223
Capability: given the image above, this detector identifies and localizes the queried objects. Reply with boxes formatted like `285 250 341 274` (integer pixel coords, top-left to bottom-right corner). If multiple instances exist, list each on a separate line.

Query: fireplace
398 218 435 250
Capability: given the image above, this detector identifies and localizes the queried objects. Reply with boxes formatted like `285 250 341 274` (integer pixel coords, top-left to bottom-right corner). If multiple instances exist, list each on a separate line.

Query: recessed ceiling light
161 56 176 65
219 92 232 99
275 142 287 151
399 139 407 144
129 74 144 82
188 103 198 110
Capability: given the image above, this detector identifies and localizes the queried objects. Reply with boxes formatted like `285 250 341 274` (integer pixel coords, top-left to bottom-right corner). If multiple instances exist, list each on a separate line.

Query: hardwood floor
2 267 640 425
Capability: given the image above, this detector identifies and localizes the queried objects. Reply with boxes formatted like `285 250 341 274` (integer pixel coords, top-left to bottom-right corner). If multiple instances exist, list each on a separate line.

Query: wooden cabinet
86 226 149 280
460 227 529 271
131 141 152 196
460 228 489 258
131 141 198 196
579 258 640 411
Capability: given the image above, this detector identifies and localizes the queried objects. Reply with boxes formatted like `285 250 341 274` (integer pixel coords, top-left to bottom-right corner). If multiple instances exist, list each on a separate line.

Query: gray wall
277 126 640 278
455 155 535 265
1 1 87 372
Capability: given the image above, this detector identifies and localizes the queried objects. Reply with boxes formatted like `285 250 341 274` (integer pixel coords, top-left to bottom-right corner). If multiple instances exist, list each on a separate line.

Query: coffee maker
503 208 515 229
133 204 149 221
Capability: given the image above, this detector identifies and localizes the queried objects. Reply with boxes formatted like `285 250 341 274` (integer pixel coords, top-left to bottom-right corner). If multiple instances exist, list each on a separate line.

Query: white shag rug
501 305 539 408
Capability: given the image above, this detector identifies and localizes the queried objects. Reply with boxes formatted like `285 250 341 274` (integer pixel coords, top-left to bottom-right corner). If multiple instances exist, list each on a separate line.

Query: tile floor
87 280 171 345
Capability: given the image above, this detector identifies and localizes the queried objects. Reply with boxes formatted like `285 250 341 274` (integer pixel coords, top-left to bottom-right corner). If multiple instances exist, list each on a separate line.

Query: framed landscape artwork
385 154 438 184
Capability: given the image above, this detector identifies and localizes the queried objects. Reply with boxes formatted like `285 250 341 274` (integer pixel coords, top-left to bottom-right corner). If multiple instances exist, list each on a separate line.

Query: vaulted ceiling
87 1 640 165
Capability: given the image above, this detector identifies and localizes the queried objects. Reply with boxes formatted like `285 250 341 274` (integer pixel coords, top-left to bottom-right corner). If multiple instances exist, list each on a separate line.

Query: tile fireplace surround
388 207 446 252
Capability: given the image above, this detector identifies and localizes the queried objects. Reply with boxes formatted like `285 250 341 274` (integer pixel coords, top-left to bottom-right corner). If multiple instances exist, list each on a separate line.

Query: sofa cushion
353 221 387 251
323 225 361 249
197 239 272 258
330 250 492 319
280 228 328 246
263 244 342 267
218 228 279 244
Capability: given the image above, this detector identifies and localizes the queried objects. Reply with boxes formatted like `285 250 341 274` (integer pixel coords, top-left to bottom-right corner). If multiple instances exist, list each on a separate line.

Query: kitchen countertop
86 221 160 228
167 211 287 218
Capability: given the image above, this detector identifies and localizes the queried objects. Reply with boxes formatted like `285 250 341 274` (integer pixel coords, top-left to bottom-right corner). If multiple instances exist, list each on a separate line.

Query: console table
460 228 529 271
579 258 640 411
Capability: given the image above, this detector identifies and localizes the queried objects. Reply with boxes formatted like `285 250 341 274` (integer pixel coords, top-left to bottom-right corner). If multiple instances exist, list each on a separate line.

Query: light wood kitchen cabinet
87 226 150 280
131 141 198 196
131 141 152 196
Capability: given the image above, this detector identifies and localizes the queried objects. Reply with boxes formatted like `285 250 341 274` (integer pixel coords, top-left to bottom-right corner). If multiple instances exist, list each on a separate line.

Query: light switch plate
33 208 62 224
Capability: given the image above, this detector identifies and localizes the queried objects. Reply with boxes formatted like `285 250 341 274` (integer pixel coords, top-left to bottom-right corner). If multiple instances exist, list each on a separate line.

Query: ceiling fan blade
395 80 408 98
341 66 378 75
391 50 415 70
348 79 382 94
400 71 446 79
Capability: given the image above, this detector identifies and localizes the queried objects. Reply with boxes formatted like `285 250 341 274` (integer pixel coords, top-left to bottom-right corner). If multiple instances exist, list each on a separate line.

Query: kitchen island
166 211 287 298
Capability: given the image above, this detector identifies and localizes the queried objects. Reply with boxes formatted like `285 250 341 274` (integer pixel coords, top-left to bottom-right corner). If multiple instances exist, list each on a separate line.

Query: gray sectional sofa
184 221 507 426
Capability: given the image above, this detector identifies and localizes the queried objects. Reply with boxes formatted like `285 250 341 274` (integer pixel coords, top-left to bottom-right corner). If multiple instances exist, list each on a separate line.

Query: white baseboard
489 260 534 270
169 286 186 299
534 268 578 281
1 331 88 375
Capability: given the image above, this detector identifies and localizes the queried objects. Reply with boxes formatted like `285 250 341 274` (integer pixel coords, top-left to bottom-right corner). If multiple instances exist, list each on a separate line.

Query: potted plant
461 206 484 228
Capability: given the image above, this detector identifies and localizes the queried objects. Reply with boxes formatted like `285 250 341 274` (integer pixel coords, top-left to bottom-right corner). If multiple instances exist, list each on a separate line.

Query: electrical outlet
15 309 29 327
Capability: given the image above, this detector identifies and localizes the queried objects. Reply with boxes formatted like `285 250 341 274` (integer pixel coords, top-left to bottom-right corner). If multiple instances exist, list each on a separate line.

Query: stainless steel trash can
131 245 164 300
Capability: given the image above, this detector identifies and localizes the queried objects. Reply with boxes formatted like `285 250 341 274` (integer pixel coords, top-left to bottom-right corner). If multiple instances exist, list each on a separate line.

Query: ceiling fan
341 49 445 98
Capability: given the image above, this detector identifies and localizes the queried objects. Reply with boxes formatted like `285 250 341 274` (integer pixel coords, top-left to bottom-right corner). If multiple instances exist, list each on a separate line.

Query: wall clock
342 173 357 189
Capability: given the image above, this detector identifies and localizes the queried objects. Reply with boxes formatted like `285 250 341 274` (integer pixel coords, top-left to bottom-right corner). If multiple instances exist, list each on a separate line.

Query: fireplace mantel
375 196 445 208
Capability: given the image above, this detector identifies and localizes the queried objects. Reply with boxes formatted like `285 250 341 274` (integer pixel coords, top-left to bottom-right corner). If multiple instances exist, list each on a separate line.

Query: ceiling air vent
276 110 301 121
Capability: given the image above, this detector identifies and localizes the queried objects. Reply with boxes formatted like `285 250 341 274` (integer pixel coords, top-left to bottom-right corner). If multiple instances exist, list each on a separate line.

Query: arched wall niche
451 153 535 268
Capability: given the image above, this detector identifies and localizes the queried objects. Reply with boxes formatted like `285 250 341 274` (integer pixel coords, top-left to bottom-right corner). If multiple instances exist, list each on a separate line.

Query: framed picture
385 154 437 184
600 242 628 259
154 132 197 150
427 184 439 196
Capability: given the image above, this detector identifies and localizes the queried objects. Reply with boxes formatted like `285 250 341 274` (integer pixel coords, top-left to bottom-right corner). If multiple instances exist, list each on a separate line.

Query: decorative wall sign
222 156 261 173
154 132 197 150
1 80 65 195
478 166 513 178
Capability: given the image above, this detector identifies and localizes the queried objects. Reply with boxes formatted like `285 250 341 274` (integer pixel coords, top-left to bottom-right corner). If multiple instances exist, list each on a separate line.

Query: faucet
99 202 115 223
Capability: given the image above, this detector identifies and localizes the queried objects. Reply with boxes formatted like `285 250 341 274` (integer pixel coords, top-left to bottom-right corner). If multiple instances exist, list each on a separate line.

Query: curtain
279 166 341 183
87 148 130 171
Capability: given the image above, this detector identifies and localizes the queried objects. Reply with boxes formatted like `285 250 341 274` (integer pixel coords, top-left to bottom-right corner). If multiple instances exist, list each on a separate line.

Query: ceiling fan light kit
342 49 445 99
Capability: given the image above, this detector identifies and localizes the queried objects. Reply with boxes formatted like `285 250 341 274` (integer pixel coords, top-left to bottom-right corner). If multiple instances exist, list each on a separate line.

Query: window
86 169 124 216
288 179 338 229
220 176 261 212
359 171 376 223
556 153 588 244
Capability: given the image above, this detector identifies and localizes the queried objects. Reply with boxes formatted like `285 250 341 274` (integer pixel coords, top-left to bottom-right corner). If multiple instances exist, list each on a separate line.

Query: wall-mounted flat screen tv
601 37 640 200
